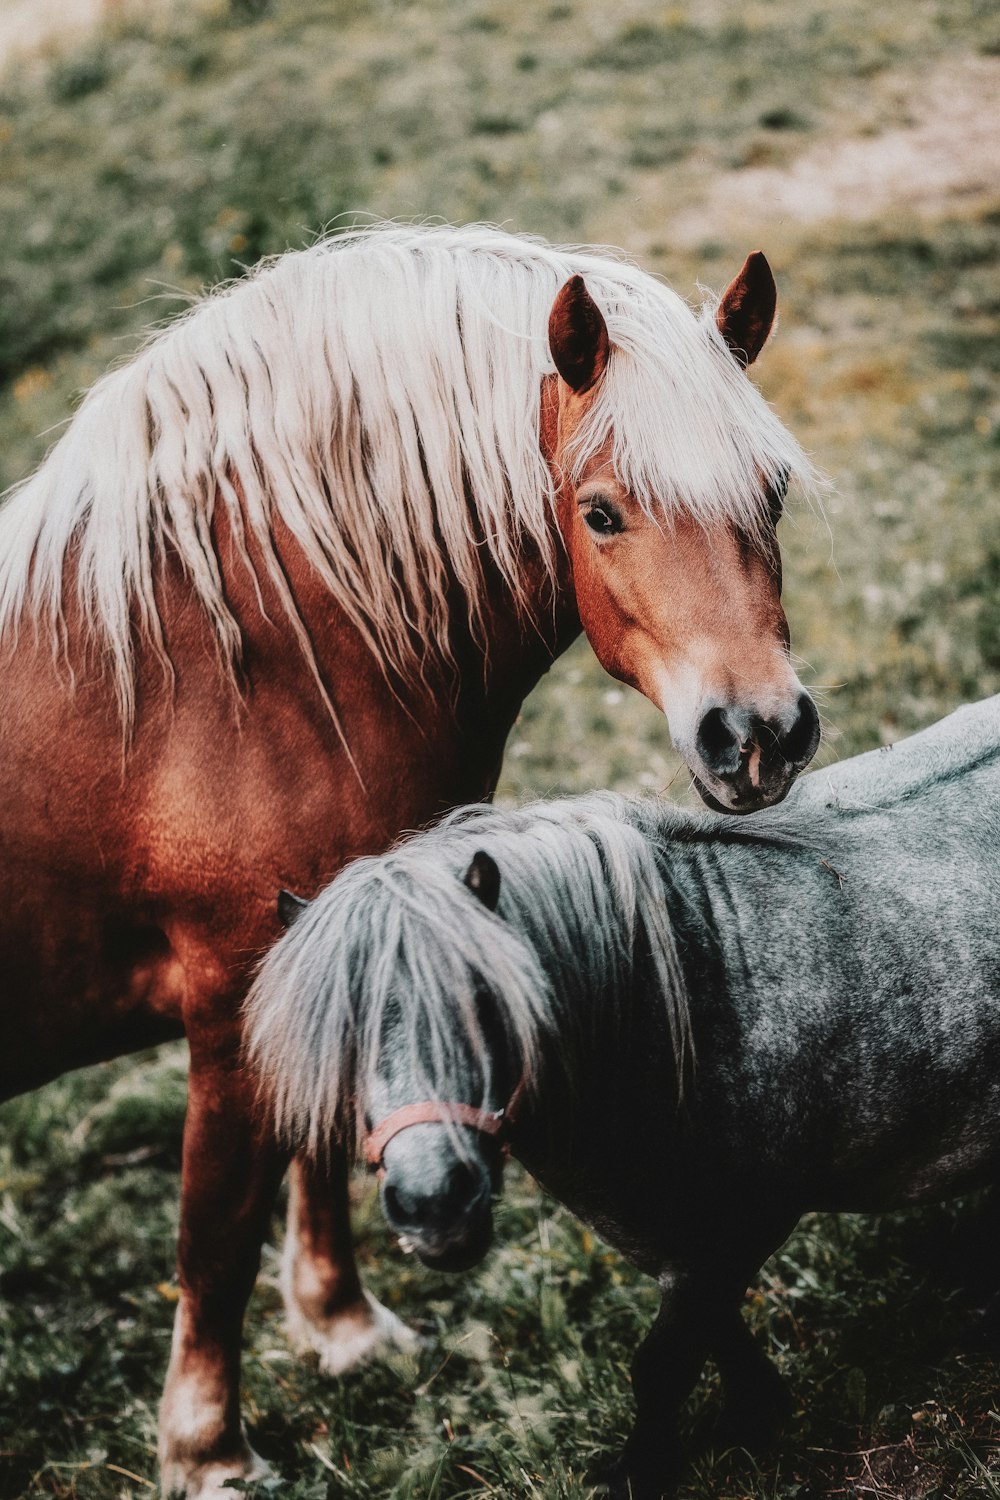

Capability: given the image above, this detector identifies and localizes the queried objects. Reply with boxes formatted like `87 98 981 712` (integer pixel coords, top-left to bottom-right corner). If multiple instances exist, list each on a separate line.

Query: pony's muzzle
693 691 820 812
380 1133 494 1271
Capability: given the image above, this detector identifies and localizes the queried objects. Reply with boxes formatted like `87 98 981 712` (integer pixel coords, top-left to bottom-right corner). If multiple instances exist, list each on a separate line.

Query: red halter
365 1079 526 1175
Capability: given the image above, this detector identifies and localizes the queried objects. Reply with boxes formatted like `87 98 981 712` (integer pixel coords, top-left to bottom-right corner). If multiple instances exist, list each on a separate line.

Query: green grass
2 0 1000 1495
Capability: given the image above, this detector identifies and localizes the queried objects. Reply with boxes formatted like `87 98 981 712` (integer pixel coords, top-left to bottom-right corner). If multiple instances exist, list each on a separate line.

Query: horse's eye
583 501 624 537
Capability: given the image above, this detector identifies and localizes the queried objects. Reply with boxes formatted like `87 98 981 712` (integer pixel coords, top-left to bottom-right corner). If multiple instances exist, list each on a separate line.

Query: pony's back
764 693 1000 825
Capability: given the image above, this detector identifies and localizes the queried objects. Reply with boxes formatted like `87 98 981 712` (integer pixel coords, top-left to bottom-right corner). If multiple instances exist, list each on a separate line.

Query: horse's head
546 255 819 814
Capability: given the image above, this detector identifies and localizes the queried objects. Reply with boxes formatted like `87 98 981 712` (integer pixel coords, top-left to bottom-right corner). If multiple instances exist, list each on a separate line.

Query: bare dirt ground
668 52 1000 246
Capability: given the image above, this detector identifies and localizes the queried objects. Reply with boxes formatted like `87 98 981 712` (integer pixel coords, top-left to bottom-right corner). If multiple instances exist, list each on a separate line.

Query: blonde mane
0 222 814 726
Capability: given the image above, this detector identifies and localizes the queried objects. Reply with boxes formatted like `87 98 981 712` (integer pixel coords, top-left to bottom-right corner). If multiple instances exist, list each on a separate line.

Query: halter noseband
365 1080 525 1175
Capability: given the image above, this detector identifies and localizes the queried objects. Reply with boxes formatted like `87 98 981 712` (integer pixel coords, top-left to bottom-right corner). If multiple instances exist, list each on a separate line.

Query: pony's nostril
779 693 820 766
383 1181 420 1228
382 1159 484 1235
442 1159 477 1213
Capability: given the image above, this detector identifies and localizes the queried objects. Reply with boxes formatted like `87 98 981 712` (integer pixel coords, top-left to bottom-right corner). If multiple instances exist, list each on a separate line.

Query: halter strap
365 1078 526 1174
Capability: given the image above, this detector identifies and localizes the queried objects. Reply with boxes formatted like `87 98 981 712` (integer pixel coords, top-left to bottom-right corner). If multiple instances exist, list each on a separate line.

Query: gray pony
248 695 1000 1495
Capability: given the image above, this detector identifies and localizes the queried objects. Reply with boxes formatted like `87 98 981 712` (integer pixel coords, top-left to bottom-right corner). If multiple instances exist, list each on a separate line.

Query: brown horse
0 223 818 1496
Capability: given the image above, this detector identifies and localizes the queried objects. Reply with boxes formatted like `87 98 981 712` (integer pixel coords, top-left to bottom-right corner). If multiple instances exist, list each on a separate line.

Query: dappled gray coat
248 695 1000 1494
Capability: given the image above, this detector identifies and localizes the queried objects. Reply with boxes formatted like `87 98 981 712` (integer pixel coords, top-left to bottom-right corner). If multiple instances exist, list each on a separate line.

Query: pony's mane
246 791 692 1153
0 221 814 728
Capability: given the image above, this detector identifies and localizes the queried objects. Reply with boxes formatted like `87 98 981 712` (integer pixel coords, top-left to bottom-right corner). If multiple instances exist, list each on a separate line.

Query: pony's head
360 852 521 1271
545 254 819 814
252 845 552 1271
248 796 691 1271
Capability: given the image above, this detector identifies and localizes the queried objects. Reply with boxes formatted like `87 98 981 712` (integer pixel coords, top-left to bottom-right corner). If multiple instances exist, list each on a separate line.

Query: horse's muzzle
691 691 820 813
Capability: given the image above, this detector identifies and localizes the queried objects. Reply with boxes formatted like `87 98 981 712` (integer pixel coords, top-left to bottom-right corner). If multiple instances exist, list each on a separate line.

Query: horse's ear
464 850 501 913
715 251 777 369
548 275 610 394
277 889 309 928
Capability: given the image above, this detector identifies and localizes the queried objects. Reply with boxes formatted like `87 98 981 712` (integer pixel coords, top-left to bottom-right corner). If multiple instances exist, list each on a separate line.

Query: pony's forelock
246 852 553 1155
0 222 815 730
245 793 693 1157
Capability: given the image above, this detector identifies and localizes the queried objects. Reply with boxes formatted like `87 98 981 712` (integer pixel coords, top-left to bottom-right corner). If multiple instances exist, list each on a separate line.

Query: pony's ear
277 889 309 928
548 275 610 394
464 850 501 912
715 251 777 369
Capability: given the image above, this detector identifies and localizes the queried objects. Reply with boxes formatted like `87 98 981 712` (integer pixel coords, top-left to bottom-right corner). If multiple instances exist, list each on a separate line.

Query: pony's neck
514 889 669 1168
507 830 719 1270
514 969 683 1273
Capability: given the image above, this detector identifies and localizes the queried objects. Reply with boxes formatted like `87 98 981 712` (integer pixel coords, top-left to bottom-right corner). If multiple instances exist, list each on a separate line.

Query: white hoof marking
160 1438 272 1499
285 1282 422 1375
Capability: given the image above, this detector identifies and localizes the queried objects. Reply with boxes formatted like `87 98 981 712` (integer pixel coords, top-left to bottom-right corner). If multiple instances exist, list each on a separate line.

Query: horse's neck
235 373 576 718
151 452 579 736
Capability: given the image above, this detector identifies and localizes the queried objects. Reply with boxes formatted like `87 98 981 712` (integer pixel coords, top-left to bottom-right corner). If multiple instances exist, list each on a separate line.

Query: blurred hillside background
1 1 999 1496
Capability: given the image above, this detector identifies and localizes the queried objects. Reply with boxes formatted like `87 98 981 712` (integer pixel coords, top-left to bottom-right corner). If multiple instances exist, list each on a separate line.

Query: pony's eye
583 501 624 537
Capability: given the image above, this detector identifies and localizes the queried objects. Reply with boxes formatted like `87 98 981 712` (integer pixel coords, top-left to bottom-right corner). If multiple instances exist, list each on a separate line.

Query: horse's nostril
697 694 819 783
695 705 744 778
779 693 820 766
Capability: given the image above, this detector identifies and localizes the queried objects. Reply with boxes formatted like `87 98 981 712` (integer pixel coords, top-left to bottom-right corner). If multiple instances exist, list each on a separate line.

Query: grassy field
2 0 1000 1496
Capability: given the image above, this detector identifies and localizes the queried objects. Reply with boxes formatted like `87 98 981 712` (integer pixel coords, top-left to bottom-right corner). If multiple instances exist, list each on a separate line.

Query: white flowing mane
246 792 693 1153
0 222 813 726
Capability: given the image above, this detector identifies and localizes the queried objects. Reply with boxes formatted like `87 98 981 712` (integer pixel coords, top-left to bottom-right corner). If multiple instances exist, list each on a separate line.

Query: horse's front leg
158 1047 287 1500
282 1151 420 1373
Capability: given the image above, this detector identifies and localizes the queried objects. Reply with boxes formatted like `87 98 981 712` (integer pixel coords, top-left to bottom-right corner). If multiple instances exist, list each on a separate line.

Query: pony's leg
713 1307 793 1449
158 1055 287 1500
598 1269 717 1498
282 1152 420 1374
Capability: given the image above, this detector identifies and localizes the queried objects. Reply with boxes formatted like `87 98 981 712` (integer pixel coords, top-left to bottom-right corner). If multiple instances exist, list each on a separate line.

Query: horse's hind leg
282 1152 420 1373
158 1052 286 1500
